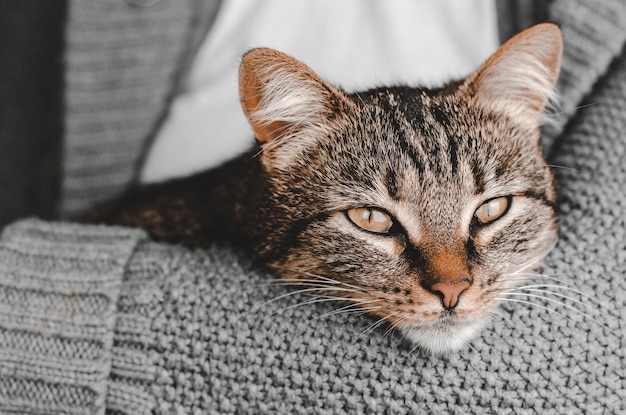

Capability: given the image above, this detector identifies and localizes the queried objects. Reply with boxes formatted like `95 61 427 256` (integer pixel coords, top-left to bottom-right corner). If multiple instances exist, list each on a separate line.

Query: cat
92 23 563 354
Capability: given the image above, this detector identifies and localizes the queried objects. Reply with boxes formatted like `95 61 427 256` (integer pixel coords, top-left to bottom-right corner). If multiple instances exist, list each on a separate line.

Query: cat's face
239 24 563 354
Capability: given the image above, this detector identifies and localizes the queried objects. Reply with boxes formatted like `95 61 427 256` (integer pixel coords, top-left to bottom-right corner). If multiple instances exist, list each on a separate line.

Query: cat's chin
400 318 487 355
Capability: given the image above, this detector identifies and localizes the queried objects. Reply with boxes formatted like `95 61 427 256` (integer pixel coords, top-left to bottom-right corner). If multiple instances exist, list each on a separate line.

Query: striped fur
240 24 562 354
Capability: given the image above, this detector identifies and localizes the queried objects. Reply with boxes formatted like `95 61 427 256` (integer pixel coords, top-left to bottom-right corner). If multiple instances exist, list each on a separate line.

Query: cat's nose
429 281 471 309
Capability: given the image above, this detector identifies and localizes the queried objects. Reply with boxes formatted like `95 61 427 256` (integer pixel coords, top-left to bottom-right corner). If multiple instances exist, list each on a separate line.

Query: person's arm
0 219 146 414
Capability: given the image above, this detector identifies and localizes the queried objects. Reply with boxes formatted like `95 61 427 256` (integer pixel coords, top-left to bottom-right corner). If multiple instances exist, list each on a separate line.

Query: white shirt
141 0 499 183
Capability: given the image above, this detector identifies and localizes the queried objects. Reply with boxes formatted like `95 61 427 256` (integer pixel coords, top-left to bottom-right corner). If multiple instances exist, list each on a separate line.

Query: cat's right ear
239 48 351 169
460 23 563 131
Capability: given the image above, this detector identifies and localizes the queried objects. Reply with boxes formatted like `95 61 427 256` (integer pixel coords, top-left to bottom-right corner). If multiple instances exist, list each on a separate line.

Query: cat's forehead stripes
296 87 556 249
354 89 482 199
358 88 552 200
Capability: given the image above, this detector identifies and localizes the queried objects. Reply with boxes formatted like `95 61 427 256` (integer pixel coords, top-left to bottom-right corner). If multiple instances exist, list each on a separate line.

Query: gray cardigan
1 0 625 413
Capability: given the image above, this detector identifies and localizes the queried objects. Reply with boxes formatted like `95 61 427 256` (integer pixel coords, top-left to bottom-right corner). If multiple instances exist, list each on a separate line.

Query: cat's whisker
505 284 604 306
504 287 596 312
547 101 599 118
258 281 385 321
495 277 543 286
502 271 567 278
308 294 375 303
259 277 362 288
248 268 383 321
403 337 425 359
358 310 399 339
507 241 558 276
500 272 570 285
496 274 589 298
266 296 366 318
359 317 393 339
546 164 580 173
326 308 382 325
385 314 415 341
500 274 613 311
248 146 264 160
487 308 506 319
254 278 363 291
274 266 368 292
382 321 399 339
245 285 364 317
307 294 373 302
346 308 380 320
270 295 373 318
465 342 479 355
495 297 582 325
495 276 540 285
497 293 610 329
498 275 575 287
309 302 384 323
297 272 368 292
493 297 621 340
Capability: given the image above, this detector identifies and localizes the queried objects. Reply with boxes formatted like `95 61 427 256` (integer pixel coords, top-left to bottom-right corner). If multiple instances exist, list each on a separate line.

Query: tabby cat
94 24 563 354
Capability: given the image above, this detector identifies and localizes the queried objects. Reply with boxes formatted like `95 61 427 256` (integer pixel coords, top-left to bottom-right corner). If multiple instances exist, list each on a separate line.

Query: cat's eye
346 207 394 234
474 196 510 225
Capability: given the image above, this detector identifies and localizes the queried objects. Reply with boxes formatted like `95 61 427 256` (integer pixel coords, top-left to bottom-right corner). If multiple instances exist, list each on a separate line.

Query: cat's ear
239 48 350 154
461 23 563 130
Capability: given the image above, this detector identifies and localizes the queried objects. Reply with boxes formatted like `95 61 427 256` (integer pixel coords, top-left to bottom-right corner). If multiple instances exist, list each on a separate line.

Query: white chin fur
400 319 487 355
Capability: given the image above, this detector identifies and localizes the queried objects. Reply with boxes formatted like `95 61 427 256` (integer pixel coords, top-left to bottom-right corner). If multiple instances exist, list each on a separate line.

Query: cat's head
239 23 563 354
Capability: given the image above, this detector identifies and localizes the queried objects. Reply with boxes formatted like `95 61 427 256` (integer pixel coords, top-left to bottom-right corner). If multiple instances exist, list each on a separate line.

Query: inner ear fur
461 23 563 129
238 48 350 145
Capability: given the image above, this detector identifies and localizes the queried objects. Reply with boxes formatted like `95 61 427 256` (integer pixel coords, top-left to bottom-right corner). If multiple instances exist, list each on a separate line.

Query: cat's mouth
351 292 492 355
399 317 487 355
274 267 515 354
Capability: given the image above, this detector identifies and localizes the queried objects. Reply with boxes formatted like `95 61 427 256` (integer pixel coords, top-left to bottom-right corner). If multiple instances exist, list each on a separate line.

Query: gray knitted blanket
1 1 626 414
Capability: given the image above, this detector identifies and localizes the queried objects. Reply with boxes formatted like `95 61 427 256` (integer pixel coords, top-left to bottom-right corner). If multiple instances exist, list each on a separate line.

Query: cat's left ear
239 48 352 170
461 23 563 130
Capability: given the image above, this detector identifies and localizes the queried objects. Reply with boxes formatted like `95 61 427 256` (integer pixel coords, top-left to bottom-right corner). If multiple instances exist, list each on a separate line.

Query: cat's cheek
472 198 525 247
473 196 556 252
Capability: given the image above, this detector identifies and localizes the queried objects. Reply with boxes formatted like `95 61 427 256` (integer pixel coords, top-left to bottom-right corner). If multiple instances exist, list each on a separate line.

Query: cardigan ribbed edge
60 0 220 218
0 219 145 414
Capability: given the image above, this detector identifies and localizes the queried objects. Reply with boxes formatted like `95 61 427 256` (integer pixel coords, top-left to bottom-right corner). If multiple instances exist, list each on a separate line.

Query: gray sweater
1 0 625 413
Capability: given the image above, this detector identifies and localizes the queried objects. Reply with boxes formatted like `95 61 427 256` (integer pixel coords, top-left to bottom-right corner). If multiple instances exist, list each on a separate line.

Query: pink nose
430 281 471 309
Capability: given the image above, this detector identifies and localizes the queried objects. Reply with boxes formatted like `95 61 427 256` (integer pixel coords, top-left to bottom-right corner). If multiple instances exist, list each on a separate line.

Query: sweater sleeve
60 0 222 218
0 219 145 415
542 0 626 151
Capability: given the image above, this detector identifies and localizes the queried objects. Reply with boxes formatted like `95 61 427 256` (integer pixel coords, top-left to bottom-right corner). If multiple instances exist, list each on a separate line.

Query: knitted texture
0 220 145 415
60 0 219 218
1 0 626 413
